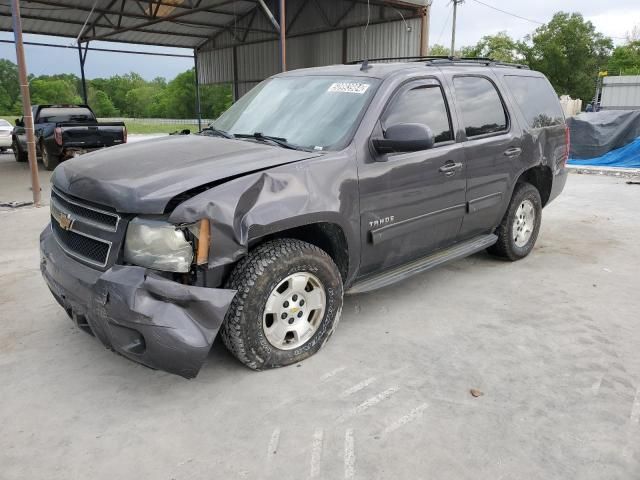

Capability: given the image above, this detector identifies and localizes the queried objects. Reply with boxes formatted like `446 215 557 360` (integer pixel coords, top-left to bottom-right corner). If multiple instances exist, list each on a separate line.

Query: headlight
124 217 194 272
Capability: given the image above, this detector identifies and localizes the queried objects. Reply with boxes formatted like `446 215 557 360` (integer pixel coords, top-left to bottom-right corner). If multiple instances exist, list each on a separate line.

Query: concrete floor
1 153 639 479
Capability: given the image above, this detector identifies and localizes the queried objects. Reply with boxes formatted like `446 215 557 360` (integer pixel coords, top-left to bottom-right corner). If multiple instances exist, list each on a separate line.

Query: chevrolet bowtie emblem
52 207 74 231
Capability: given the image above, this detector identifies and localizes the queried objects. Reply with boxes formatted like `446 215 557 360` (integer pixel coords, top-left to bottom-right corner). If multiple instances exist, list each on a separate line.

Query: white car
0 119 13 152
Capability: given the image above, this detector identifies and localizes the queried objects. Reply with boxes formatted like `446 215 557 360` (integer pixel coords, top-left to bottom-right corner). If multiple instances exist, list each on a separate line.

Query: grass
0 115 201 134
124 122 200 135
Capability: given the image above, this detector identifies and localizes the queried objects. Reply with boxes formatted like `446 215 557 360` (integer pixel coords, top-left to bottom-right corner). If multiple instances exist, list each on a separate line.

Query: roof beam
82 0 241 42
79 0 119 40
257 0 280 33
16 0 256 31
0 7 215 39
198 4 263 48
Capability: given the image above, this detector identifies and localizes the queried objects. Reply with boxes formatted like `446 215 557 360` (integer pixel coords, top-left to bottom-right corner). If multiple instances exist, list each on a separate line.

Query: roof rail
347 56 529 70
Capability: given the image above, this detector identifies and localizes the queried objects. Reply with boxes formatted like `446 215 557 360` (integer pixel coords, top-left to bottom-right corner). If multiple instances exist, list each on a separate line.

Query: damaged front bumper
40 225 236 378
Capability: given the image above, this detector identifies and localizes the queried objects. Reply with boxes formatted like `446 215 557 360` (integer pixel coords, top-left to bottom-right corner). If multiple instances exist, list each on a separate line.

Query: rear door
447 74 522 239
358 78 467 276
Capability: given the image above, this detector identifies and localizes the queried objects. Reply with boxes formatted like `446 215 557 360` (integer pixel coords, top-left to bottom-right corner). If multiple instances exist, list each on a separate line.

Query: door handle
504 147 522 158
439 161 463 176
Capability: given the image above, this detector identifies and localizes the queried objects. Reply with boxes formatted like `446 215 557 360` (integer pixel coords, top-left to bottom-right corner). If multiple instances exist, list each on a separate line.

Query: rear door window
453 76 508 138
504 75 564 128
383 83 453 144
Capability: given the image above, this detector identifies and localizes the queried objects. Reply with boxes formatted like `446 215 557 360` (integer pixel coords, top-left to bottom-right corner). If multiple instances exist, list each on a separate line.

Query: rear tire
12 139 27 162
221 238 343 370
41 141 60 171
488 182 542 261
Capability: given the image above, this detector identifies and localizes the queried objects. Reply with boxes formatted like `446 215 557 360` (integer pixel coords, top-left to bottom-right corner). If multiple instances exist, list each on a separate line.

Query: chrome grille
51 188 119 231
51 220 111 266
50 188 125 269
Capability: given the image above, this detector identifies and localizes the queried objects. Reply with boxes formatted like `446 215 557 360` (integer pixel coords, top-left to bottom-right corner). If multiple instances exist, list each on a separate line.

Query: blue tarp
568 136 640 168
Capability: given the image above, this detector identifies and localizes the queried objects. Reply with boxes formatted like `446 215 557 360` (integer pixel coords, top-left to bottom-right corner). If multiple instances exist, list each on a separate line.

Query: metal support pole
258 0 281 33
193 49 202 131
420 2 431 57
450 0 461 57
279 0 286 71
11 0 41 206
77 41 89 104
232 46 239 101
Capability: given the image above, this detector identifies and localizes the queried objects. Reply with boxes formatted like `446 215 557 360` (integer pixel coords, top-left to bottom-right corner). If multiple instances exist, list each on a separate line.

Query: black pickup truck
40 59 568 378
13 105 126 170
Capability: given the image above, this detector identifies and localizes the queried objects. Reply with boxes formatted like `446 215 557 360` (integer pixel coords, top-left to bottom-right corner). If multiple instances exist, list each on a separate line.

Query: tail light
123 125 128 144
563 125 570 166
54 127 63 146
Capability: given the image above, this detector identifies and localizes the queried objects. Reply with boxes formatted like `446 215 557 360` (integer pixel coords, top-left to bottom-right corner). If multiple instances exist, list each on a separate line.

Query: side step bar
347 234 498 295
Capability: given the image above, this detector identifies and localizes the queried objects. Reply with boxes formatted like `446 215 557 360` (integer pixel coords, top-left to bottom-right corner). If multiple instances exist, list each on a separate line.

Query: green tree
608 40 640 75
90 73 147 115
201 83 233 119
464 32 520 63
428 44 450 56
88 89 119 117
29 78 82 105
519 12 613 102
124 85 162 117
162 69 198 118
0 59 20 113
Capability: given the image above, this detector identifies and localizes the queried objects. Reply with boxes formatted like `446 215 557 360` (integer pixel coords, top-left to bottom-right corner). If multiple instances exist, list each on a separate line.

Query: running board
347 234 498 295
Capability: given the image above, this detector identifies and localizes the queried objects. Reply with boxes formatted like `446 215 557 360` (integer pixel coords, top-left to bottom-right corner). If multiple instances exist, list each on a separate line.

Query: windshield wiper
199 126 235 139
235 132 312 152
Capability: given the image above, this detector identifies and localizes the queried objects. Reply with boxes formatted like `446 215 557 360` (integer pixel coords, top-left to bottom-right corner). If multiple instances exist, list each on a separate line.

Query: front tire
488 182 542 261
12 139 27 162
221 238 343 370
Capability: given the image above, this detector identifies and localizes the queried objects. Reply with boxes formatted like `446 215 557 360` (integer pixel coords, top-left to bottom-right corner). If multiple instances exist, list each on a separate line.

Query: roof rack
348 56 529 70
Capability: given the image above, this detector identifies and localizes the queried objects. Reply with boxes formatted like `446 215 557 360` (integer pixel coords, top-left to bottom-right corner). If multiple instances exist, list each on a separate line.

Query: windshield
213 76 379 150
0 119 11 127
38 107 96 124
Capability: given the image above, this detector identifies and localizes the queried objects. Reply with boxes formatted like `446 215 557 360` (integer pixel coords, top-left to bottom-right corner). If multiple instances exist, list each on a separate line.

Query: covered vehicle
0 119 12 152
40 59 568 378
13 105 126 170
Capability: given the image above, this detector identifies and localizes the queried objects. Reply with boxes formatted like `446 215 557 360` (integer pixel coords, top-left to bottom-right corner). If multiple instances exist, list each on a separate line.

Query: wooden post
11 0 41 206
420 2 431 57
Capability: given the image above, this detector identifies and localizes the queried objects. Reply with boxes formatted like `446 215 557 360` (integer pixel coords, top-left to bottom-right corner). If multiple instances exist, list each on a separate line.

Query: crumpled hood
52 135 321 213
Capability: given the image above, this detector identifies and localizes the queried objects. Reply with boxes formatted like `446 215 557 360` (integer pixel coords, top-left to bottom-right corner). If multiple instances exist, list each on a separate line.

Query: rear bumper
40 225 236 378
0 136 11 148
60 146 108 159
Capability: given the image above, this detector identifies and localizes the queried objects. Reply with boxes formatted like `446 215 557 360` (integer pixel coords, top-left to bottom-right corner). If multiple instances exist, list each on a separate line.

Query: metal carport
1 0 431 204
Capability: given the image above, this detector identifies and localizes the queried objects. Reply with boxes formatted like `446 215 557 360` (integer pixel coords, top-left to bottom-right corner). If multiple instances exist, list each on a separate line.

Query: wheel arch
515 165 553 207
249 219 353 285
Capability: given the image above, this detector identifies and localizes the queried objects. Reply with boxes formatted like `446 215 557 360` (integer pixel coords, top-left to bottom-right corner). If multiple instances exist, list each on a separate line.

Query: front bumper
0 135 11 148
40 225 236 378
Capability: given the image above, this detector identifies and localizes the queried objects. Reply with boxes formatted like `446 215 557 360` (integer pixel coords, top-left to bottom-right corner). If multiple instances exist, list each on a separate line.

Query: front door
358 78 467 276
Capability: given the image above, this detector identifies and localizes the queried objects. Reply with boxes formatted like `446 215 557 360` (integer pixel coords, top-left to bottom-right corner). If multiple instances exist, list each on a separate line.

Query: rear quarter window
504 75 564 128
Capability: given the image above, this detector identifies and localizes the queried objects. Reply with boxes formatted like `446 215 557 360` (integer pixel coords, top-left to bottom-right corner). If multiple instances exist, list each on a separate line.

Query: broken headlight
124 217 194 273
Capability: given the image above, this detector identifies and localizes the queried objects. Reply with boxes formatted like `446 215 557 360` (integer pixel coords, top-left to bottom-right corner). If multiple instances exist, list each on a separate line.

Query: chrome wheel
513 199 536 247
263 272 326 351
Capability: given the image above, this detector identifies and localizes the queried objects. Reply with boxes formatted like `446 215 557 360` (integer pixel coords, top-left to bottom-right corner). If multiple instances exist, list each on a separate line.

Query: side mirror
373 123 435 154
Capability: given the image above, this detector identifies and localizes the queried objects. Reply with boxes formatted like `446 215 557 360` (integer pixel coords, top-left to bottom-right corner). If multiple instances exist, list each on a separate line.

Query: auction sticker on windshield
328 82 370 94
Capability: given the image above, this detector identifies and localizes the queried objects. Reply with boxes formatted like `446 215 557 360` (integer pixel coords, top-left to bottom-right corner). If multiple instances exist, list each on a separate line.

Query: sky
0 0 638 81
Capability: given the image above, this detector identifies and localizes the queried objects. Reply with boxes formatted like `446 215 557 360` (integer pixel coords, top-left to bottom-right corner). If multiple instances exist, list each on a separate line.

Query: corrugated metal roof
0 0 423 49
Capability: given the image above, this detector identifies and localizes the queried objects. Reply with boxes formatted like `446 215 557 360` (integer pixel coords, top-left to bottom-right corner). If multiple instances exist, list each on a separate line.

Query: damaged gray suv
40 58 569 378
